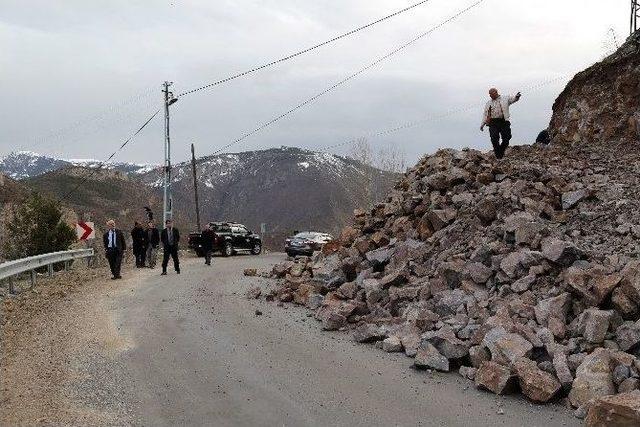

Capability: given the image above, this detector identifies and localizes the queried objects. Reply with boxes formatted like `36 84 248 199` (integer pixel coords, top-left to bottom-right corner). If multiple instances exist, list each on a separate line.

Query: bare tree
349 137 374 209
376 144 407 174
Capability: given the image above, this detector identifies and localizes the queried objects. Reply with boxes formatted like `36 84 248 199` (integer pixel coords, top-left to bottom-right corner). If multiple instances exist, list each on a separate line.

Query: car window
295 232 315 239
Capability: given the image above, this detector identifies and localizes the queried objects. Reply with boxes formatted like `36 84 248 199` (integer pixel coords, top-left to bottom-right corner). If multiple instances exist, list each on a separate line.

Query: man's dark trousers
489 118 512 158
162 245 180 273
106 248 123 278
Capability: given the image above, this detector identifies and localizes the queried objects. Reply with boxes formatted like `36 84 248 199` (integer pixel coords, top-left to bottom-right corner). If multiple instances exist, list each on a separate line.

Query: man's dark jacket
148 228 160 248
103 229 127 252
131 226 147 250
201 229 216 251
161 227 180 248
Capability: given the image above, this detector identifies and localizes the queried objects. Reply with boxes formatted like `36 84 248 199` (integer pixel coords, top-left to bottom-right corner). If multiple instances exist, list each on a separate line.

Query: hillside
0 151 155 180
139 147 399 237
26 167 163 233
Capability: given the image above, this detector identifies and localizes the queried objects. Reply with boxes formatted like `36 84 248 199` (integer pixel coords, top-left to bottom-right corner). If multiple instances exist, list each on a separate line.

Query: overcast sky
1 0 630 166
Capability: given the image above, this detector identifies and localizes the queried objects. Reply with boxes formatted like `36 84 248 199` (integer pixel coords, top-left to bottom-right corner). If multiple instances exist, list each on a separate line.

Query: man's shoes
176 270 181 274
111 276 117 280
115 276 122 279
161 271 167 276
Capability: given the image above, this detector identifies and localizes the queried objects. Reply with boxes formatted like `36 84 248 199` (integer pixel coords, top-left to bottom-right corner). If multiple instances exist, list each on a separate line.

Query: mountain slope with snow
0 151 155 180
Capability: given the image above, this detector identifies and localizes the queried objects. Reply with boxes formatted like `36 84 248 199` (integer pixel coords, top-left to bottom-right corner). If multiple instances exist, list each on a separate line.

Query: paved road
99 253 579 427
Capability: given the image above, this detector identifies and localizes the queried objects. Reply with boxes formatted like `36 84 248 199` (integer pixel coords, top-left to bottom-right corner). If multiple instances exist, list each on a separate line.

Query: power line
208 0 486 157
59 108 161 203
177 0 434 97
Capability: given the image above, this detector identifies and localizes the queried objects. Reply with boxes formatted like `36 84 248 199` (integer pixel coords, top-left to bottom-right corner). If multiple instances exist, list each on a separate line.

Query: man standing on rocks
160 219 180 275
480 88 521 158
103 219 126 280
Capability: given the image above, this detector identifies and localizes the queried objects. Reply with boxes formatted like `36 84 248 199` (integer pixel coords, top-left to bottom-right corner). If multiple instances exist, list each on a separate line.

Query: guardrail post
48 264 53 277
30 270 36 288
64 261 70 271
8 279 15 295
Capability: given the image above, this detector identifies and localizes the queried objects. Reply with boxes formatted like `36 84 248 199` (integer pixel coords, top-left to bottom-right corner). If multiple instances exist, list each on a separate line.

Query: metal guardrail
0 249 95 294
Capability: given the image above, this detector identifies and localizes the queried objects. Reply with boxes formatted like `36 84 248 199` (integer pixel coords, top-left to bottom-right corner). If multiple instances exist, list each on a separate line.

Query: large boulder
475 361 516 395
513 357 561 403
569 348 616 408
586 390 640 427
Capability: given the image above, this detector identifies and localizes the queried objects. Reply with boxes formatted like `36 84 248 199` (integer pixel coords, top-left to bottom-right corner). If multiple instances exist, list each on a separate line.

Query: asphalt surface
102 252 580 427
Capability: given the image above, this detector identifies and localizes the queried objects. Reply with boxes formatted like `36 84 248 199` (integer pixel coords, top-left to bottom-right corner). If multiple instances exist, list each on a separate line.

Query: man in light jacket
480 88 521 159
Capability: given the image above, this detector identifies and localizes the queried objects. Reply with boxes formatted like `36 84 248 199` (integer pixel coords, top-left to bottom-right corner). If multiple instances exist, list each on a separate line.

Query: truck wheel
223 242 234 257
251 242 262 255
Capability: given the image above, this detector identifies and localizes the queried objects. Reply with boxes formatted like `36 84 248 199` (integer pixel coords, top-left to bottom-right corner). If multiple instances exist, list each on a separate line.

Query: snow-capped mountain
0 151 156 180
138 146 398 236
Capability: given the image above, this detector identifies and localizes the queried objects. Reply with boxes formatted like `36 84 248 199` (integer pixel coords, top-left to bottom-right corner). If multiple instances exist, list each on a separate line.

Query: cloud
1 0 630 165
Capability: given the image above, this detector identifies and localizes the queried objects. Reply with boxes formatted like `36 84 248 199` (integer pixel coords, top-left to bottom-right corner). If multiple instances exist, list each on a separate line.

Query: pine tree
3 193 76 260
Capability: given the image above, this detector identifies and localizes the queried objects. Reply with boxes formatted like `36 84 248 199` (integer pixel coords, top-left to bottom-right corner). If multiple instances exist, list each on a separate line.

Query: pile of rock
267 140 640 423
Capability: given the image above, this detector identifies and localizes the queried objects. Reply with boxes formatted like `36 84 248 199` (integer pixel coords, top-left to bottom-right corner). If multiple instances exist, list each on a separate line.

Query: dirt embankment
0 265 137 426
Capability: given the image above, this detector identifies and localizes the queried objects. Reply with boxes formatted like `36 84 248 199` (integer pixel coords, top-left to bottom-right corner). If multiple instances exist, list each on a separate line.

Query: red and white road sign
76 221 95 240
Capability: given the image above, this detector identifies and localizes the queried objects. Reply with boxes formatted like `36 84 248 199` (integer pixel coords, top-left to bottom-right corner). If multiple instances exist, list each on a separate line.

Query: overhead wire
177 0 434 97
207 0 486 157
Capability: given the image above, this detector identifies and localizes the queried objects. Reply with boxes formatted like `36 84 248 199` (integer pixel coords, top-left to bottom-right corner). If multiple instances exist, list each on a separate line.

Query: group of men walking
103 219 181 280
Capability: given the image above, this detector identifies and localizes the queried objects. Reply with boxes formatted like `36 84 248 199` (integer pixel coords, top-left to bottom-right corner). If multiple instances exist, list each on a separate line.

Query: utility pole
191 143 202 231
632 0 639 35
162 81 178 225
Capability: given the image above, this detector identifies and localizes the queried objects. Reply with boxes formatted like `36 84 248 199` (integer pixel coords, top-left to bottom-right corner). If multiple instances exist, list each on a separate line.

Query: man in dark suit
131 221 147 268
161 219 180 275
103 219 126 279
201 223 216 266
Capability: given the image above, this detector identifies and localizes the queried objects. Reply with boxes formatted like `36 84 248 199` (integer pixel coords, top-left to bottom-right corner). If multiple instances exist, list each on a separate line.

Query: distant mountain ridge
138 146 399 237
0 151 156 180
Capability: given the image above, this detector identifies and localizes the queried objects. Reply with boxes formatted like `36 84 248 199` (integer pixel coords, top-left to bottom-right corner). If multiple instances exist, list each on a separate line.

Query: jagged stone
382 336 403 353
569 348 616 408
553 352 574 390
534 293 571 326
586 390 640 427
353 323 386 343
425 327 469 360
514 357 561 403
615 321 640 352
464 262 493 284
414 342 450 372
561 189 591 210
475 361 515 395
542 239 585 267
580 309 612 344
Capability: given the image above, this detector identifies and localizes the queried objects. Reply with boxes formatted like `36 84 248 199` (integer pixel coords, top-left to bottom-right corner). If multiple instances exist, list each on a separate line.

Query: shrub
2 193 77 260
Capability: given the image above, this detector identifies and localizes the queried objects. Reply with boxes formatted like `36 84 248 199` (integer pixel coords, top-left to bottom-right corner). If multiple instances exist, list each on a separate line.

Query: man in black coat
131 221 147 268
201 223 216 266
161 219 180 275
145 220 160 268
103 219 126 280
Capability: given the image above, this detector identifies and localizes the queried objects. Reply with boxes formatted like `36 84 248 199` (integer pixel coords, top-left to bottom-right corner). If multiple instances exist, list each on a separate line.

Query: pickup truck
188 222 262 257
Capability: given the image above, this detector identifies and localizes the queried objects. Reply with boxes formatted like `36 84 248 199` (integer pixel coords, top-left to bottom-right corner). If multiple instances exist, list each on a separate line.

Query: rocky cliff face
550 38 640 146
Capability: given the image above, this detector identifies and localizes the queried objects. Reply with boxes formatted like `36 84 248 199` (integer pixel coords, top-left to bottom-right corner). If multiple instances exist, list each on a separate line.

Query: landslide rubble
266 139 640 422
264 39 640 424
